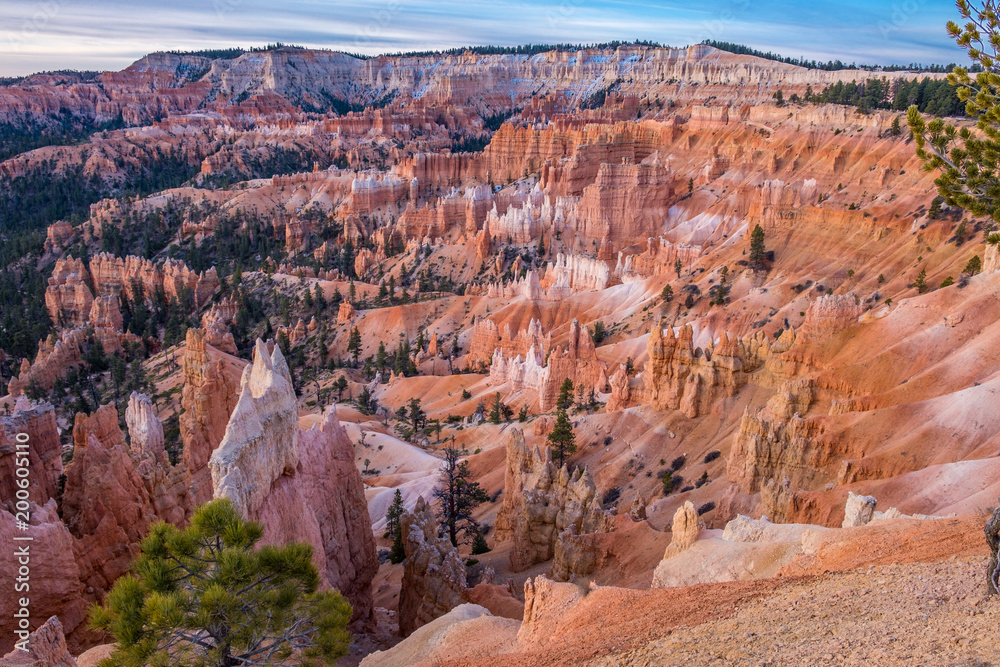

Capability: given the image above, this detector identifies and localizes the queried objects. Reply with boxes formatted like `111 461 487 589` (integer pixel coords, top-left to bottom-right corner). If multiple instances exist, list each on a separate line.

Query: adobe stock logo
6 0 66 51
879 0 928 38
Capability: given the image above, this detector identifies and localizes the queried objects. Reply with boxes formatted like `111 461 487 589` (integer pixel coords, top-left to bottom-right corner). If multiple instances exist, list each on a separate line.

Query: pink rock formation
0 616 76 666
200 303 238 354
62 405 159 595
468 317 548 369
180 328 240 505
355 247 377 277
495 429 610 573
44 221 76 254
727 407 827 495
44 258 93 327
88 295 124 354
573 159 673 253
89 253 219 308
801 293 863 340
606 363 632 411
536 319 607 412
0 503 86 654
7 329 86 397
398 496 467 636
0 399 63 505
643 323 753 418
211 341 377 623
338 301 356 323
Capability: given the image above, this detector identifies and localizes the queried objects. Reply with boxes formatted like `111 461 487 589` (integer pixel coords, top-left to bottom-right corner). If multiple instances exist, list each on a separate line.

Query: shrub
703 450 721 463
670 455 686 472
697 501 717 515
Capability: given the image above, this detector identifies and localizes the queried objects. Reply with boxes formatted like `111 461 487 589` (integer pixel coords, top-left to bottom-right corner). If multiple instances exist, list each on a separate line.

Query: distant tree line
703 40 970 74
165 43 306 59
0 70 102 87
808 77 964 116
385 40 666 59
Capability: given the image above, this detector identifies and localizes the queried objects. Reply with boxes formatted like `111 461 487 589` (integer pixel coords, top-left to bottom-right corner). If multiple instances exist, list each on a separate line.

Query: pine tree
547 406 577 467
557 377 575 411
89 499 352 666
489 392 504 424
434 447 490 547
712 266 730 305
674 257 683 278
964 254 983 275
334 375 348 402
470 524 491 555
907 3 1000 220
376 341 388 372
385 489 404 539
749 224 767 266
406 397 426 438
914 268 928 293
347 327 362 365
314 284 327 311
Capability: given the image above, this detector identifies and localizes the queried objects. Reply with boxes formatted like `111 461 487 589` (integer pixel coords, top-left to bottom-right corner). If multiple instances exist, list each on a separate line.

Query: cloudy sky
0 0 969 76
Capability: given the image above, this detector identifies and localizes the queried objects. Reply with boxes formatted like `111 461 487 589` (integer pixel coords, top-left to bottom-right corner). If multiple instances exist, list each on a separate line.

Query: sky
0 0 970 77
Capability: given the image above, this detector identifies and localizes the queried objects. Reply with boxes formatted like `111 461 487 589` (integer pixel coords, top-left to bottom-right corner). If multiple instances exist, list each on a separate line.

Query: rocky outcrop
518 575 586 646
0 616 76 667
45 258 93 327
727 407 829 494
0 504 86 655
574 159 673 252
644 323 752 418
801 293 863 340
8 329 86 397
123 393 188 525
354 248 377 277
211 339 299 517
488 319 606 412
651 501 704 587
338 301 356 323
541 253 614 295
88 295 124 354
88 253 219 308
629 494 648 521
211 340 377 623
180 328 240 506
200 303 238 354
495 428 540 542
468 317 548 369
495 429 610 573
669 501 701 551
606 363 632 411
0 398 63 505
398 496 467 636
985 242 1000 274
256 409 379 624
986 505 1000 595
842 492 877 528
62 404 158 592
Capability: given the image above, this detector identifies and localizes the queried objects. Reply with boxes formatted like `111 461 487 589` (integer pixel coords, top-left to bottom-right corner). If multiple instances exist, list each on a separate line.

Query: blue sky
0 0 969 76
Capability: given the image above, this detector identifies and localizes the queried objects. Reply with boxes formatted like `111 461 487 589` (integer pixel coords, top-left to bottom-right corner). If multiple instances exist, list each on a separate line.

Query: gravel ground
605 557 1000 667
